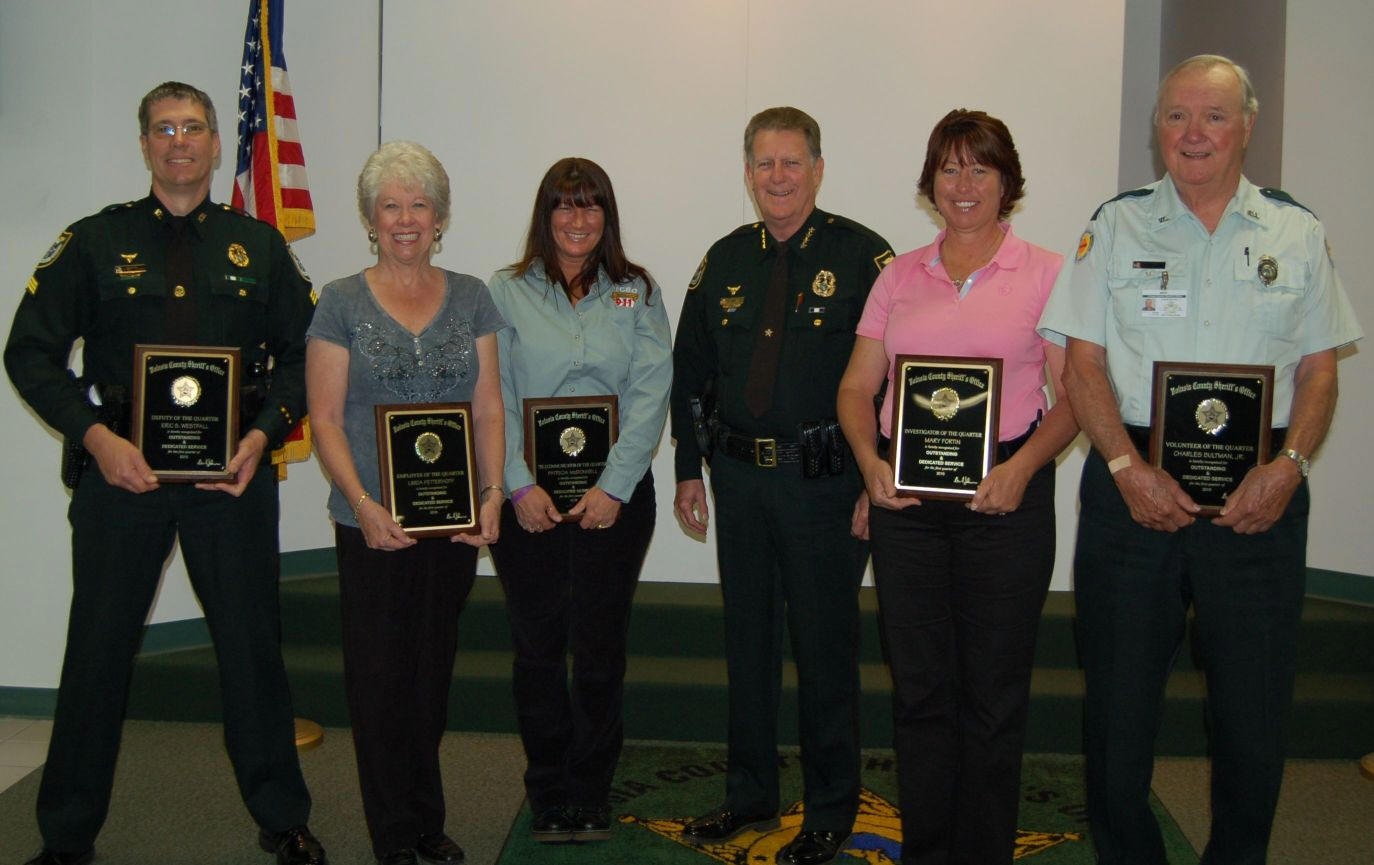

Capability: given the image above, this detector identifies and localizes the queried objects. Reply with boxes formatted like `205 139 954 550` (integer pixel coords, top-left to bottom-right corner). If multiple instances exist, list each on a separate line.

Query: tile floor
0 717 49 795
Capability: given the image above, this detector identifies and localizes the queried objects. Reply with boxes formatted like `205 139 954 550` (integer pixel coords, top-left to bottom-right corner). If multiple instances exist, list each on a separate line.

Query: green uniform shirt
671 207 893 480
4 194 315 452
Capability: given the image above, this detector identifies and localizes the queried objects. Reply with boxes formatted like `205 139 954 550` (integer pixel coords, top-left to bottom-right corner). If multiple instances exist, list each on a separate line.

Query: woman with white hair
306 140 506 865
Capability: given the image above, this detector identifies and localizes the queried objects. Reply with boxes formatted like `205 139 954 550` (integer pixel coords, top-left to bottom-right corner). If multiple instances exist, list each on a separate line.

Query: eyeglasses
147 121 211 139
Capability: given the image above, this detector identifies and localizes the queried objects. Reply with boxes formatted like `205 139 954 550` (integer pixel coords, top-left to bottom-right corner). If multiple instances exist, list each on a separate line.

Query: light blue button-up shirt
1038 176 1362 426
488 260 673 501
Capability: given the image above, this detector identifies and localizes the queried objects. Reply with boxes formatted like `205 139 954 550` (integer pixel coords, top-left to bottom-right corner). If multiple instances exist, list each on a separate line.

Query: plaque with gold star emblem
374 403 478 536
1149 361 1275 516
131 344 241 482
523 395 619 516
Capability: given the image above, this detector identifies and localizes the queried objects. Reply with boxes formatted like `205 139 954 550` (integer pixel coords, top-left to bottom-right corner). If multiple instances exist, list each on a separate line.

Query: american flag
231 0 314 242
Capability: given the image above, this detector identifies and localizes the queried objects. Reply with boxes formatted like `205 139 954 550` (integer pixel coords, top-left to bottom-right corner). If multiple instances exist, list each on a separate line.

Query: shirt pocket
1234 255 1307 337
707 292 759 376
95 269 167 337
1107 254 1189 325
210 271 269 341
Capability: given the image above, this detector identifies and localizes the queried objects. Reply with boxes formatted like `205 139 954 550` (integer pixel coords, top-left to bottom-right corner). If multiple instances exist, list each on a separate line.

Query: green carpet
496 744 1198 864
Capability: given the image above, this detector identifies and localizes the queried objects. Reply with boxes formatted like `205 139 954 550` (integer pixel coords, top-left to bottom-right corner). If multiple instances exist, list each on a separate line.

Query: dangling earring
367 227 379 256
432 228 443 255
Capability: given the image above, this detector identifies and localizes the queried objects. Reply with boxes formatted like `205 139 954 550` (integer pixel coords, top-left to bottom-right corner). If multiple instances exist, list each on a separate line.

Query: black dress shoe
22 850 93 865
568 805 612 842
530 806 574 843
258 826 328 865
777 830 851 865
376 851 417 865
681 806 779 844
415 832 464 864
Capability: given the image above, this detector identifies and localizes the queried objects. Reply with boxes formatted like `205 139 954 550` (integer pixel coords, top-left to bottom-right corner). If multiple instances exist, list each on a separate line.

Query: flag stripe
232 0 314 242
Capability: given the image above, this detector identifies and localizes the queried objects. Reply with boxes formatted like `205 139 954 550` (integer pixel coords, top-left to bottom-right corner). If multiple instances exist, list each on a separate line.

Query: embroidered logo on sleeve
37 231 73 269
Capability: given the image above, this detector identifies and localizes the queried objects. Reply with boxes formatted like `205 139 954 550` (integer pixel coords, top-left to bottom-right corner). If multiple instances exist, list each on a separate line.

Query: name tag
1141 275 1187 318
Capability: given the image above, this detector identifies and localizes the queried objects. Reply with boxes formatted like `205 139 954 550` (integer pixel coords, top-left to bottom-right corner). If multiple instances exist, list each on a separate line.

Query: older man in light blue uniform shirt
1038 55 1361 864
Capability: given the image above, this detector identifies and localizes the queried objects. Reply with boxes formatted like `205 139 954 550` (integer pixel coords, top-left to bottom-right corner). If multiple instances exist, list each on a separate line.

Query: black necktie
744 245 789 417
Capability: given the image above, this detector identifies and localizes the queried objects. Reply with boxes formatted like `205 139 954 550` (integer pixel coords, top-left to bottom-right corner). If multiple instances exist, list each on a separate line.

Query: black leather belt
715 426 801 467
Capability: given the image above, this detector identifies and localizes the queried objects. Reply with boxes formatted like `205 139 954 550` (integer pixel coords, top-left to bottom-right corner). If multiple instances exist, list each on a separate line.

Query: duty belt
715 425 801 467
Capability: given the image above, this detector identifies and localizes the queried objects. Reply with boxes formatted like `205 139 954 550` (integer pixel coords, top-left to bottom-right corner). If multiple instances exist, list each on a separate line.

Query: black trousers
708 454 867 833
336 524 477 856
38 469 310 853
1075 449 1308 865
869 461 1055 865
488 471 655 812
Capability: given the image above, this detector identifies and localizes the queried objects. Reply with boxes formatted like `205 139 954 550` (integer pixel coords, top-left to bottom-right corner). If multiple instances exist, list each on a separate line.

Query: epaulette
101 201 140 214
217 202 255 219
1091 187 1153 221
727 221 761 237
1259 187 1316 217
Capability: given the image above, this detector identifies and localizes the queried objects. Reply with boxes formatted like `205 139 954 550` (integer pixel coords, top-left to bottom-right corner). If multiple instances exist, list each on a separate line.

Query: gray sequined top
307 269 506 526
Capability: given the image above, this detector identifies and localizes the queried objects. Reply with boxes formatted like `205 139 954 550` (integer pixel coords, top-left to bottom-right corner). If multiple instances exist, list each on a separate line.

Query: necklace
942 228 1004 289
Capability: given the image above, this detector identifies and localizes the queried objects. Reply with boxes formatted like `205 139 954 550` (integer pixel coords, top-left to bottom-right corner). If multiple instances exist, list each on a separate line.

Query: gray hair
743 106 822 163
138 81 218 135
1154 54 1259 123
356 140 451 230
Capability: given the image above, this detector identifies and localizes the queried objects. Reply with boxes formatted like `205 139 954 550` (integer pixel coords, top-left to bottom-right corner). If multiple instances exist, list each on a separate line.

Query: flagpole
233 0 322 754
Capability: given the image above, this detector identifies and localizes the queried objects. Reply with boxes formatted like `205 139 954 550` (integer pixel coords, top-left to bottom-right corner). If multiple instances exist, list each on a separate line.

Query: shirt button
573 334 581 341
126 286 137 295
173 285 186 298
1204 320 1211 327
573 361 582 367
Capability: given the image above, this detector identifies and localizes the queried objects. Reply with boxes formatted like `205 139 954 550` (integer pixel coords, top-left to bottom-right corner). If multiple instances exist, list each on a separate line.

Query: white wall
1282 0 1374 577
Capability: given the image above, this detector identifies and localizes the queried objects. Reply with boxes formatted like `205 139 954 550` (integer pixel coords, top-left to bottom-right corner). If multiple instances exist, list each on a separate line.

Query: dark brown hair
917 109 1025 220
138 81 218 135
513 157 652 301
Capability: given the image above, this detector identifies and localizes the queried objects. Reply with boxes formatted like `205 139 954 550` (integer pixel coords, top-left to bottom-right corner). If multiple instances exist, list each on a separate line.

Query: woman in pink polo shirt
836 109 1079 865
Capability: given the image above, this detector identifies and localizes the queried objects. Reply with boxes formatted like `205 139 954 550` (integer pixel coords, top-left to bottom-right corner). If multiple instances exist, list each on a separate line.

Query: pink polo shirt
857 223 1063 440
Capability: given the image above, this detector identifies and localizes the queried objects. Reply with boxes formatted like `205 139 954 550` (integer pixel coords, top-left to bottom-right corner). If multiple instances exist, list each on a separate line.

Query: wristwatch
1278 448 1310 478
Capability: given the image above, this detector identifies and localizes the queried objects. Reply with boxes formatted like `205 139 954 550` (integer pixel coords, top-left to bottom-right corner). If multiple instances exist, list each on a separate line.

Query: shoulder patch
1090 187 1153 221
1075 230 1093 262
687 254 707 291
1259 187 1316 217
36 230 73 269
289 247 312 286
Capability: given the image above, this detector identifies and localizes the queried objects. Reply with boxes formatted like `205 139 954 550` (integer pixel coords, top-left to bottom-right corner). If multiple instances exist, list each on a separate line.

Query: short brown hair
917 109 1025 220
743 106 821 163
138 81 218 135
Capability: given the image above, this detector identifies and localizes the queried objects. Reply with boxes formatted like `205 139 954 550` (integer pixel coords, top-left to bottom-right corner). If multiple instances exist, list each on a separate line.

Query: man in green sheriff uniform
670 106 892 865
4 82 326 865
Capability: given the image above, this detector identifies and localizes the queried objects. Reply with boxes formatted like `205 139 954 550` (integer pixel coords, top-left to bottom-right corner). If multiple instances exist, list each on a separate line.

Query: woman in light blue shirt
487 157 671 844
